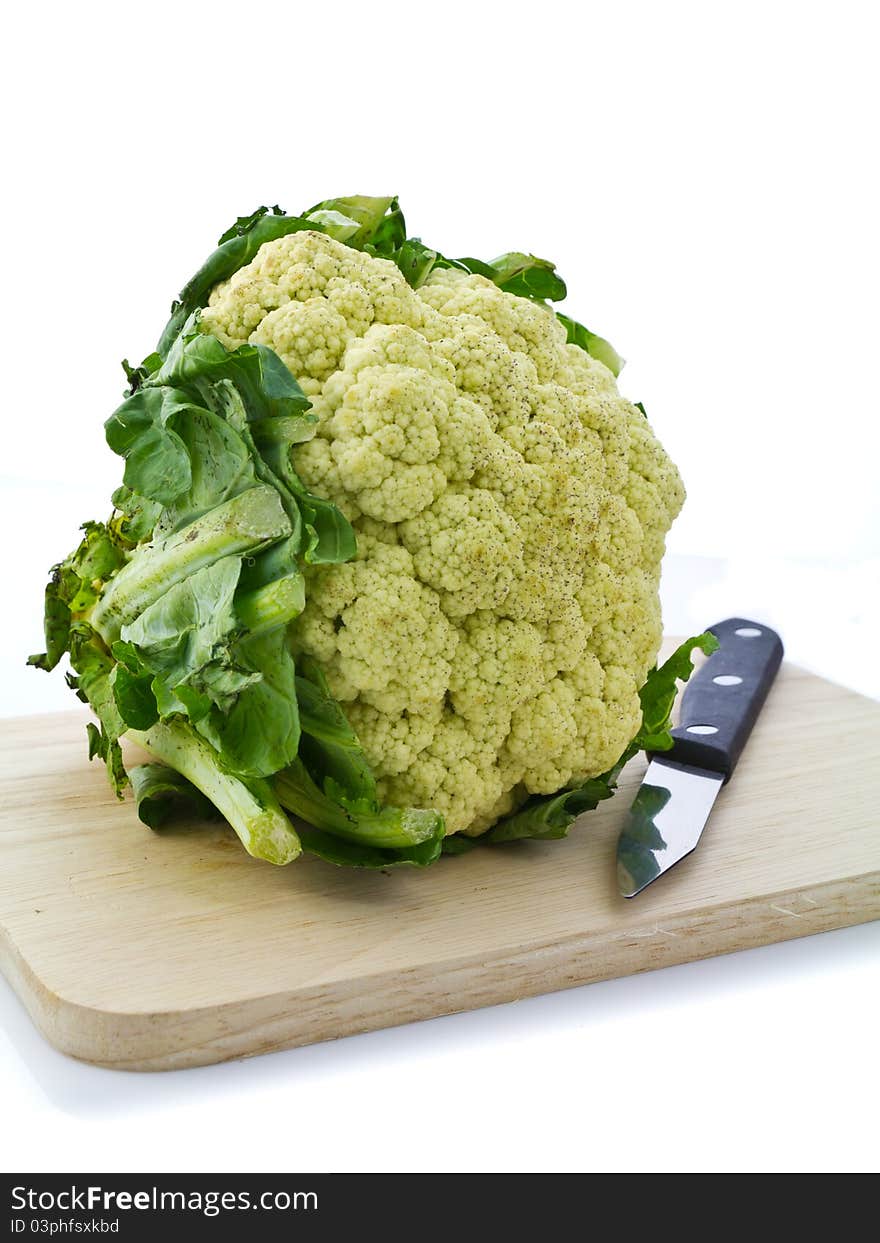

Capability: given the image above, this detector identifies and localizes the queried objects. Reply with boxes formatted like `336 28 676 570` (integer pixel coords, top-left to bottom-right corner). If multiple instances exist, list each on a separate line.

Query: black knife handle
660 618 784 782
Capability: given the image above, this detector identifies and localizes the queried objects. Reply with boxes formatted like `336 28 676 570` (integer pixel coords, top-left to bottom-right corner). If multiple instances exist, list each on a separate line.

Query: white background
0 0 877 1174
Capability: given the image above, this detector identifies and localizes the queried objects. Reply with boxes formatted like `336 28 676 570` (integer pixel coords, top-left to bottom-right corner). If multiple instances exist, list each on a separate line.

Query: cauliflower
201 229 683 835
34 195 710 870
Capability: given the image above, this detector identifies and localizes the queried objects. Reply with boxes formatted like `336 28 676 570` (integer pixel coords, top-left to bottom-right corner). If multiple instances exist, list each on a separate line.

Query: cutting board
1 650 878 1071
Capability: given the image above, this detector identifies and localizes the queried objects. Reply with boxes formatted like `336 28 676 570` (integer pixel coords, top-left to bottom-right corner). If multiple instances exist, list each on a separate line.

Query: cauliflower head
201 230 684 836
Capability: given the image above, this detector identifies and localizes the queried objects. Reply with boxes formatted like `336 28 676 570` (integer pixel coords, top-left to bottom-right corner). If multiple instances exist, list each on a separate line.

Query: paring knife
617 617 784 898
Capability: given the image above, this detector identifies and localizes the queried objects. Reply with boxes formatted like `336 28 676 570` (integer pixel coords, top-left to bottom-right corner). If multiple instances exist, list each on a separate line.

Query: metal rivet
713 674 743 686
687 724 719 735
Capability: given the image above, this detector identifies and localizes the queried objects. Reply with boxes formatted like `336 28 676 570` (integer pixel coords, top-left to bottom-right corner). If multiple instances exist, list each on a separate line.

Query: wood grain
0 654 877 1070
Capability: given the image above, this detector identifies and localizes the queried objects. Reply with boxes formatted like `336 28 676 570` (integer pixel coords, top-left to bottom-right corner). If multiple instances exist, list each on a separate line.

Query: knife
617 617 784 898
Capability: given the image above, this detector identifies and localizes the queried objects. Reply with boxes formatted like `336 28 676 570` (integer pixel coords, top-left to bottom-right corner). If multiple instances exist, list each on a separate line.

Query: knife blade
617 617 784 898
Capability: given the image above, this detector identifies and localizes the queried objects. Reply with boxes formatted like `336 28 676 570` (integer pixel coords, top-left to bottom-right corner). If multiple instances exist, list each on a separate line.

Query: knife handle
662 618 784 782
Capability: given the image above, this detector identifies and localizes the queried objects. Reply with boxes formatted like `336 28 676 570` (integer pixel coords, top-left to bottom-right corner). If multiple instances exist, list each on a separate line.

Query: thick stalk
274 760 441 850
129 719 301 864
234 571 305 635
250 415 316 447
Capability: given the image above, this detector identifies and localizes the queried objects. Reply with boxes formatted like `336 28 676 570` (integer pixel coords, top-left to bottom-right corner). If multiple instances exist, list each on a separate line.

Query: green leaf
110 486 164 546
29 523 126 670
202 383 302 527
129 764 219 830
110 661 159 731
28 569 72 671
216 205 287 246
186 660 260 713
557 311 624 377
68 625 129 797
308 195 405 253
110 638 145 671
394 237 439 288
296 490 358 565
119 555 242 687
141 326 353 589
121 355 161 395
66 522 126 613
85 721 103 760
257 436 356 565
294 657 376 805
91 485 291 644
151 675 213 722
105 387 201 505
304 208 361 243
634 631 720 752
460 252 567 302
150 404 259 538
85 720 127 796
485 769 623 844
384 234 568 303
296 822 443 869
294 659 360 749
112 551 284 742
198 629 300 779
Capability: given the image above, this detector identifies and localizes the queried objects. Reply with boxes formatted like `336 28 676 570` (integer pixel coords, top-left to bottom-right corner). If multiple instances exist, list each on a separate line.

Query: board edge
3 872 876 1072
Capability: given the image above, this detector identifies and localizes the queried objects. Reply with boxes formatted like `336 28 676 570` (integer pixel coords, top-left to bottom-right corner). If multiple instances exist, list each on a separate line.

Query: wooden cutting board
1 651 878 1071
